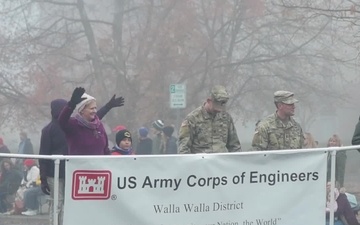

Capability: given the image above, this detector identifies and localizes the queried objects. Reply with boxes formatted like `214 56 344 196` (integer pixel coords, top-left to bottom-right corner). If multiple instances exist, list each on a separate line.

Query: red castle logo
72 170 112 200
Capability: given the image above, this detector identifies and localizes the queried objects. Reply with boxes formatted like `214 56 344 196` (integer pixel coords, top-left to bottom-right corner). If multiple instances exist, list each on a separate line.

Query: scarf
75 114 100 130
113 144 133 155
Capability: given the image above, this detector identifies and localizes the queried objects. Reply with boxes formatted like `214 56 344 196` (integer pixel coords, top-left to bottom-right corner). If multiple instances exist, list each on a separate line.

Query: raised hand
106 94 125 108
68 87 86 108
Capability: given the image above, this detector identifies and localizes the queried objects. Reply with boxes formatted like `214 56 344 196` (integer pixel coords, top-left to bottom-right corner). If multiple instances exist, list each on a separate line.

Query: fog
0 0 360 153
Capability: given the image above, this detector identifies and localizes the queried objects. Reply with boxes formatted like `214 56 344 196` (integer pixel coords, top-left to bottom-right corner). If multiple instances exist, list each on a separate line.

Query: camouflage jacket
178 105 241 154
351 117 360 152
252 113 304 151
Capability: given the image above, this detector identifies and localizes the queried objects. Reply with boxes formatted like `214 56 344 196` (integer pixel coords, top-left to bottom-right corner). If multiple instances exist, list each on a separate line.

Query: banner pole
329 149 336 225
53 158 60 225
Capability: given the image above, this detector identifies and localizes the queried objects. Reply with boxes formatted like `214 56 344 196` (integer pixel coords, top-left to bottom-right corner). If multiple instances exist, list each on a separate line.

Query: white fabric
21 166 40 188
326 188 339 212
345 192 358 208
75 93 95 113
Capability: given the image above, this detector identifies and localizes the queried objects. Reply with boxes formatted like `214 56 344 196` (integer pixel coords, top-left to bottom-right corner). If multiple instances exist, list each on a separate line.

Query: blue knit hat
139 127 149 137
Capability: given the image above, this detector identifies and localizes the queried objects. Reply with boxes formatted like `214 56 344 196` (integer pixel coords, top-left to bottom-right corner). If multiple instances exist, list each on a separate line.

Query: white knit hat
152 120 164 131
75 93 96 113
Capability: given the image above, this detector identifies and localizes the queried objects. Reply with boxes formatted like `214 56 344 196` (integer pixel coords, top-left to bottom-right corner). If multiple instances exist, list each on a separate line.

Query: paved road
1 214 49 225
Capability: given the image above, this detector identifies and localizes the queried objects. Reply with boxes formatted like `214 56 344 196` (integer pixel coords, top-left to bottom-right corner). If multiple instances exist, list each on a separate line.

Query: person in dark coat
326 135 346 187
336 193 360 225
39 93 124 225
0 138 10 154
0 159 22 213
18 132 33 155
0 137 10 163
136 127 152 155
162 126 178 154
15 132 34 170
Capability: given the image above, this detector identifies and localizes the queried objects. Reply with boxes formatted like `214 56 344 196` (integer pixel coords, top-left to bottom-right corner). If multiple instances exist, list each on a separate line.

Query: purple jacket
336 193 359 225
39 99 112 179
58 105 110 155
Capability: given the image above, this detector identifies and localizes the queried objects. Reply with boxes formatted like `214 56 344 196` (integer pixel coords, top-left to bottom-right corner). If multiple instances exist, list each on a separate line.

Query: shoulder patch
181 120 188 127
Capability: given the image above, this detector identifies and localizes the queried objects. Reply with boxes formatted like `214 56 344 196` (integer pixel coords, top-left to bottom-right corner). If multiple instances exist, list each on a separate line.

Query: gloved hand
106 94 125 108
40 177 51 195
68 87 86 109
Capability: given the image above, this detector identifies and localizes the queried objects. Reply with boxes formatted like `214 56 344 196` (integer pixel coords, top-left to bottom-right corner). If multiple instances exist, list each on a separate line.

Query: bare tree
0 0 353 134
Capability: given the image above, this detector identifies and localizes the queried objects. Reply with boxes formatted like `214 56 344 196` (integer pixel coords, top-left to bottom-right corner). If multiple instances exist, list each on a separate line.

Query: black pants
0 192 9 213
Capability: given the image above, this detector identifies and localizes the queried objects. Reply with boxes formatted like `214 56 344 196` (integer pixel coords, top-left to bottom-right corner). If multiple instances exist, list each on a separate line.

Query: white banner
63 151 327 225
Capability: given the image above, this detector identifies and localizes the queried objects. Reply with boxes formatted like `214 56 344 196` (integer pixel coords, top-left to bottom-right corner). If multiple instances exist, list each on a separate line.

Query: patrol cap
210 85 229 111
274 91 298 104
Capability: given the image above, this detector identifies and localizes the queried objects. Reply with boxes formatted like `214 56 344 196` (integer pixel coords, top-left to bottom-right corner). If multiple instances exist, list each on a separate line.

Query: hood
51 99 68 119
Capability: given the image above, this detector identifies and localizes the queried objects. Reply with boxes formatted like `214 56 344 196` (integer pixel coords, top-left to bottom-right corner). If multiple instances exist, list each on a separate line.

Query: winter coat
351 118 360 152
164 136 178 154
58 105 109 155
39 99 112 180
136 138 152 155
21 165 40 188
0 169 22 195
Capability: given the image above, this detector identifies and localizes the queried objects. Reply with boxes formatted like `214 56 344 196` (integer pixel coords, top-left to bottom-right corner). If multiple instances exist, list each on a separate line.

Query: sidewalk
1 214 49 225
1 202 50 225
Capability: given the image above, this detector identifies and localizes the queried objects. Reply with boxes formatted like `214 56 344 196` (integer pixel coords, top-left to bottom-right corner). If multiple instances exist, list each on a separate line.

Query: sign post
169 84 186 109
170 84 186 135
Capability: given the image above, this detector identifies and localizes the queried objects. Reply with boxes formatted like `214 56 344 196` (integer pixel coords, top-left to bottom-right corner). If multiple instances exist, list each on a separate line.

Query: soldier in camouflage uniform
351 117 360 152
178 85 241 154
252 91 304 150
